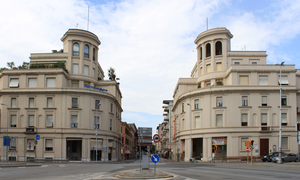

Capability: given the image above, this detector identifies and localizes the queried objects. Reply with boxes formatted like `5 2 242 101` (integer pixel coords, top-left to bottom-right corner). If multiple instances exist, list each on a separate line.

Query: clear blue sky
1 0 300 133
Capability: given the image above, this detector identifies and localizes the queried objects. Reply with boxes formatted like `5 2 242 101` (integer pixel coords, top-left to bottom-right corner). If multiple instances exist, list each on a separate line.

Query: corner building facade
173 28 299 161
0 29 122 162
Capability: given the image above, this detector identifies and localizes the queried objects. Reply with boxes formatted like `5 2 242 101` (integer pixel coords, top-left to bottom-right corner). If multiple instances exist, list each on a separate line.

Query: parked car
272 153 298 163
261 152 282 162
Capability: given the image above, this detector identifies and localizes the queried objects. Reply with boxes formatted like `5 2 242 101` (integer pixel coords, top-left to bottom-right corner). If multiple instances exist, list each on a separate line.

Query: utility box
142 155 149 169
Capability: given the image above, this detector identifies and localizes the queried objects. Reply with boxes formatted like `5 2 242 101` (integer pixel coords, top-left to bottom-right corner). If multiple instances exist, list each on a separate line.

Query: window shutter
46 139 53 147
72 98 78 108
241 114 248 122
71 115 78 125
11 98 16 108
47 97 53 107
29 98 34 107
281 113 287 123
259 76 268 85
84 65 89 76
46 115 53 127
29 115 34 127
195 116 200 128
261 114 267 124
216 63 222 71
216 114 223 127
73 64 79 74
10 78 19 88
11 115 16 126
47 78 56 87
282 137 288 149
28 78 37 87
262 96 267 105
239 76 249 85
278 75 289 85
206 64 211 73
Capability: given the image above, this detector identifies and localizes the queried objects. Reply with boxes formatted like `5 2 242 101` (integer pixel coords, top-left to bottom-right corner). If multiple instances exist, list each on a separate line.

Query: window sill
44 151 54 153
92 109 103 112
192 108 203 111
277 106 291 108
7 108 20 110
25 107 38 110
83 57 90 61
109 112 114 115
238 106 252 108
43 107 57 110
213 107 226 109
68 108 82 110
258 106 272 108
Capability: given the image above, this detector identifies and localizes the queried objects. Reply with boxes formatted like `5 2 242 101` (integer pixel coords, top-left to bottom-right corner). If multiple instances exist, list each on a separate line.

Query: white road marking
18 167 26 168
40 165 48 168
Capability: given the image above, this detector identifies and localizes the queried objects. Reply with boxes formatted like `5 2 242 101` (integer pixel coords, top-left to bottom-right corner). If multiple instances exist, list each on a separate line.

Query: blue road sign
3 136 10 146
36 135 40 140
151 154 159 163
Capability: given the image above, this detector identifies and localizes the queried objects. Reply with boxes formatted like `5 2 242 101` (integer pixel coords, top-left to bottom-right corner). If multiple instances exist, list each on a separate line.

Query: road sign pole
139 145 141 172
247 150 249 164
251 149 253 164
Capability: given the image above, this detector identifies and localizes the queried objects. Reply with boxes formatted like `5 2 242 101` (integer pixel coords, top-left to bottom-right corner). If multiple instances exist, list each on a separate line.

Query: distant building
0 29 123 162
170 28 299 161
121 122 137 159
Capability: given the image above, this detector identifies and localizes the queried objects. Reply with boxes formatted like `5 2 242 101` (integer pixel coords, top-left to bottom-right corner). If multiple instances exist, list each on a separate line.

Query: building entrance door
260 139 269 157
66 139 82 161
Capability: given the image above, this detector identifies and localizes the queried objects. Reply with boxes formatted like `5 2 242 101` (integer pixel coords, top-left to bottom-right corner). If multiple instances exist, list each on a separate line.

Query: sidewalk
0 162 41 168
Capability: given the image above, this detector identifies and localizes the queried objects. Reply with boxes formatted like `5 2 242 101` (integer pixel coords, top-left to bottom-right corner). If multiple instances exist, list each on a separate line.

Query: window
194 99 199 109
241 114 248 126
259 75 268 85
182 119 185 130
195 116 200 128
110 119 112 131
251 62 257 65
84 44 89 58
110 103 113 112
278 75 288 85
93 48 96 61
93 68 95 77
206 64 211 73
9 78 19 88
28 115 34 127
46 78 56 87
45 139 53 151
29 98 34 107
46 115 53 127
27 139 34 151
215 41 222 55
206 43 211 57
234 62 240 65
73 43 79 56
11 115 16 127
182 103 184 112
281 113 287 126
216 114 223 127
200 47 202 60
241 138 248 151
242 96 248 106
282 137 288 149
72 98 78 108
262 96 267 106
216 79 223 86
71 115 78 128
239 75 249 85
72 81 79 88
216 62 222 71
28 78 37 87
216 97 223 107
73 64 79 74
94 116 99 129
281 96 287 106
95 100 100 109
47 97 53 107
200 67 202 75
261 113 267 126
84 65 89 76
11 98 16 108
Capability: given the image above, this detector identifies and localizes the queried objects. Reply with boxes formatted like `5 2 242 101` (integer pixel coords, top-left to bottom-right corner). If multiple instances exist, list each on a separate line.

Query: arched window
215 41 222 55
93 48 95 61
206 43 211 57
200 47 202 60
84 44 89 58
73 43 79 56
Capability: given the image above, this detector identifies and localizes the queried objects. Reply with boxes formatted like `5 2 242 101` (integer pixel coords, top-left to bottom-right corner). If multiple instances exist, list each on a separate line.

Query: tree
18 62 30 69
108 67 116 80
7 62 15 69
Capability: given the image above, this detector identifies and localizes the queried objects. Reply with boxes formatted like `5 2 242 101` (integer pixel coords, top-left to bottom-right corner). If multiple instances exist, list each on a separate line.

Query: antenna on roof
87 6 90 31
76 23 78 28
206 17 208 30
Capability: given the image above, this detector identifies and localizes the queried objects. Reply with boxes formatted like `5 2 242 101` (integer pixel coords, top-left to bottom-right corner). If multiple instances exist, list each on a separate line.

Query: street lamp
1 103 9 162
276 61 284 164
187 103 192 161
96 103 101 163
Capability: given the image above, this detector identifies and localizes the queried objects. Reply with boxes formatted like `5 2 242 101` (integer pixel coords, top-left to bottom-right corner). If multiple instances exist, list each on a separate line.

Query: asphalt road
0 160 300 180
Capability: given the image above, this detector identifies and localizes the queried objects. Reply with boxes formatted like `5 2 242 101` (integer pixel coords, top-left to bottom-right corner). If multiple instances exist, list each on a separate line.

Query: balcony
163 115 169 121
25 127 37 134
260 126 271 132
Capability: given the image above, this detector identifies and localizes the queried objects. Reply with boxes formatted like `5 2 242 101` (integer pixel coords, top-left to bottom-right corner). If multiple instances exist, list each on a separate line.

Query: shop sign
84 84 107 92
212 137 227 145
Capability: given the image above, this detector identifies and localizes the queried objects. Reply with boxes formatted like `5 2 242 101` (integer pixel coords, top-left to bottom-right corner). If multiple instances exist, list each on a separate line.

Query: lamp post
96 103 101 163
1 103 9 162
187 103 192 161
276 61 284 164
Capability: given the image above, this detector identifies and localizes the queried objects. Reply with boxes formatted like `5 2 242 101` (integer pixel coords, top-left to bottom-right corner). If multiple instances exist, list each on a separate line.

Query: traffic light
245 140 249 147
297 123 300 131
250 140 254 147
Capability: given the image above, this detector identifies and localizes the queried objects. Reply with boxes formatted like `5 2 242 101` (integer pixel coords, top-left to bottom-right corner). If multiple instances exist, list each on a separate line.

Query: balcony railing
25 127 37 133
260 126 271 131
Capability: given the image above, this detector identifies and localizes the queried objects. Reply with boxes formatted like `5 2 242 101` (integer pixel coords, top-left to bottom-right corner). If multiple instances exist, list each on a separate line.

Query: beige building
0 29 122 162
172 28 299 161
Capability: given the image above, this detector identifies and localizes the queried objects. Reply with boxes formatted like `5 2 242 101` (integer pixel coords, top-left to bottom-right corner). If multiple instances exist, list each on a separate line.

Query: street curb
115 168 173 179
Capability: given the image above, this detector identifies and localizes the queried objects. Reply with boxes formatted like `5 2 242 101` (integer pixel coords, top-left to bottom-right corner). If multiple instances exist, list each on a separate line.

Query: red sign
246 148 249 152
153 134 160 143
